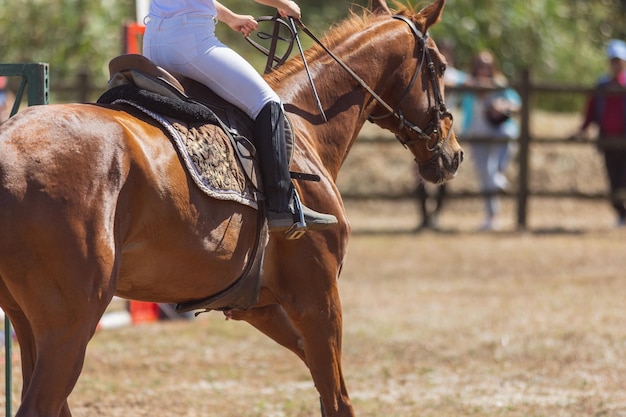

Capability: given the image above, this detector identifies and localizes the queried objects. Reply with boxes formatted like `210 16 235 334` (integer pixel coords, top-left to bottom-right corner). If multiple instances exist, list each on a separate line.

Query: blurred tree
0 0 134 92
431 0 626 85
0 0 625 107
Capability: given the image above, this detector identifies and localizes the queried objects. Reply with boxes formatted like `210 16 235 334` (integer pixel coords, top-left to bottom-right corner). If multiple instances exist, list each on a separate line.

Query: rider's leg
144 20 336 232
253 101 337 231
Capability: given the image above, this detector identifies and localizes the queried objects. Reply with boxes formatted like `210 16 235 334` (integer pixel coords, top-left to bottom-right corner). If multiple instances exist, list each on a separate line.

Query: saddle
106 54 295 180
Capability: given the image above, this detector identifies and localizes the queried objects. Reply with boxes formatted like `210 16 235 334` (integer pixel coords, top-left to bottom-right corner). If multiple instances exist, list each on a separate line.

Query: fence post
0 62 49 417
516 69 531 230
24 64 49 106
77 70 90 103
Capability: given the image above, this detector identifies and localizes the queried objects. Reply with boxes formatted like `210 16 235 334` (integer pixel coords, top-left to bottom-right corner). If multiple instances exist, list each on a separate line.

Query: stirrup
284 191 307 240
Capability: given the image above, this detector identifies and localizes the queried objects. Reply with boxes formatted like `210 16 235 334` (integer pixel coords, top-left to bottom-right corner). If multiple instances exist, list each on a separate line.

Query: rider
142 0 337 234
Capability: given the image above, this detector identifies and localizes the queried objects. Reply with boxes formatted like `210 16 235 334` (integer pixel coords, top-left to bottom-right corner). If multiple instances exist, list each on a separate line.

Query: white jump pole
136 0 150 23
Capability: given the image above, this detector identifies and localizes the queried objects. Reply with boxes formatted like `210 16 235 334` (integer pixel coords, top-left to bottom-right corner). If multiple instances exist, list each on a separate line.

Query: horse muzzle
418 143 464 184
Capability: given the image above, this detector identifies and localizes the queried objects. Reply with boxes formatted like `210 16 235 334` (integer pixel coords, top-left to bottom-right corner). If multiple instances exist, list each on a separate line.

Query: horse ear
418 0 446 30
370 0 391 15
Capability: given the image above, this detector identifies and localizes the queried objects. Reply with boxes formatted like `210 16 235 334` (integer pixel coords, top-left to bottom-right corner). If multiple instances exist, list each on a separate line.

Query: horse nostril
452 149 464 171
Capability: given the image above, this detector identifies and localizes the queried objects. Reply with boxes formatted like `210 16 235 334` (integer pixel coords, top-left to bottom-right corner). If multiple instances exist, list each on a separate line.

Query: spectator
571 39 626 227
0 76 15 122
460 51 520 231
415 40 467 231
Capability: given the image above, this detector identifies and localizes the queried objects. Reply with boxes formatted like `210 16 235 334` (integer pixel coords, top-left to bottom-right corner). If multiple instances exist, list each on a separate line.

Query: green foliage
0 0 135 88
1 0 625 109
431 0 626 86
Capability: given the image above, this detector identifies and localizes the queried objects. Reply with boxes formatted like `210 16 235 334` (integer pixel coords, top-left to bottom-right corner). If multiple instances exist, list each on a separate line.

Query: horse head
367 0 463 184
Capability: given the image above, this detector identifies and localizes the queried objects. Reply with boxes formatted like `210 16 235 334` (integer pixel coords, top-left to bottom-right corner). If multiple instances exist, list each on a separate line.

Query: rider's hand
278 0 301 19
228 14 258 37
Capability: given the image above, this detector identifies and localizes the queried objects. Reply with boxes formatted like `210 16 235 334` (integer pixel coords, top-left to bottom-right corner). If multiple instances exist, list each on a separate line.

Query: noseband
369 15 454 152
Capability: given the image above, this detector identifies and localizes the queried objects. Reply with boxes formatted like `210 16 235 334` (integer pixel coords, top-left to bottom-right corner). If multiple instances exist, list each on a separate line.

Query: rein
248 15 453 152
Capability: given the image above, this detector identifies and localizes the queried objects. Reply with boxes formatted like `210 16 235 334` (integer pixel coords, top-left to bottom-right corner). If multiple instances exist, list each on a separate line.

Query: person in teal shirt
460 51 521 231
416 40 467 231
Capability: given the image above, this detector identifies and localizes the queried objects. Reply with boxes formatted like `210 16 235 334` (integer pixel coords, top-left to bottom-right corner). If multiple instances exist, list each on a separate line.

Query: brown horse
0 0 462 416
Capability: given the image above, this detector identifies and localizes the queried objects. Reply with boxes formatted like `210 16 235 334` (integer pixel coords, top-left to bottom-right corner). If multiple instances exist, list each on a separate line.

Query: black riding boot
253 102 337 233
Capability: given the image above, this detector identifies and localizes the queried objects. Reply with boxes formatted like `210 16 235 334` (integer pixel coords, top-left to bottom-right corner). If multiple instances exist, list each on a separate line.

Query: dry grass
2 199 626 417
2 111 626 416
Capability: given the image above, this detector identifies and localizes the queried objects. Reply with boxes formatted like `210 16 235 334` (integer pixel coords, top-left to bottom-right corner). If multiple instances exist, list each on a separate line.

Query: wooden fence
51 69 626 229
339 70 626 229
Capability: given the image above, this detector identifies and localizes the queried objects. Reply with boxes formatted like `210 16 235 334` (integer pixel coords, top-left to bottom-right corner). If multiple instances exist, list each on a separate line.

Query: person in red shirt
0 76 14 122
573 39 626 227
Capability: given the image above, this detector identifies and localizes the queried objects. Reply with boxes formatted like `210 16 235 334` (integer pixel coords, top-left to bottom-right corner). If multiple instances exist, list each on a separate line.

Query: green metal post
1 62 49 417
0 63 49 107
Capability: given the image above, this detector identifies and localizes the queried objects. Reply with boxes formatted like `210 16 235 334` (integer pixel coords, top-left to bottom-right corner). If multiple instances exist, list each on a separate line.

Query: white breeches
143 13 280 119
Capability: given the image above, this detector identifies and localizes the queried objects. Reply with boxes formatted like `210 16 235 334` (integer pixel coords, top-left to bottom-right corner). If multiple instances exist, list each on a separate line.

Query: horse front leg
232 279 353 416
287 282 355 417
234 227 354 416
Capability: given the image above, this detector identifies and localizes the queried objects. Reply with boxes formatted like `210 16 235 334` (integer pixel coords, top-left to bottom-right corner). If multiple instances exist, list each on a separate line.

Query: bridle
369 15 454 152
247 14 454 152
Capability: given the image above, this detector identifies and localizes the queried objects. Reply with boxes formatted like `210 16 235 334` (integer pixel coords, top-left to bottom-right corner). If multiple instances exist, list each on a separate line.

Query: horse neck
272 18 404 181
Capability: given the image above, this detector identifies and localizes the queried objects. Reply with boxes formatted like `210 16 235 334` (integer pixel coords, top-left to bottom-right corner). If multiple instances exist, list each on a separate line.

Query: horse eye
440 64 447 74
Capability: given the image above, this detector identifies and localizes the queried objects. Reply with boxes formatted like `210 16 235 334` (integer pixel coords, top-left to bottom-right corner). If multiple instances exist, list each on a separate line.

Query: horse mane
265 5 416 84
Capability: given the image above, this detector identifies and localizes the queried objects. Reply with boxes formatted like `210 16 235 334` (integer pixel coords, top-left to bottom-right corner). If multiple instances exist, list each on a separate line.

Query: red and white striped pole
123 0 148 54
